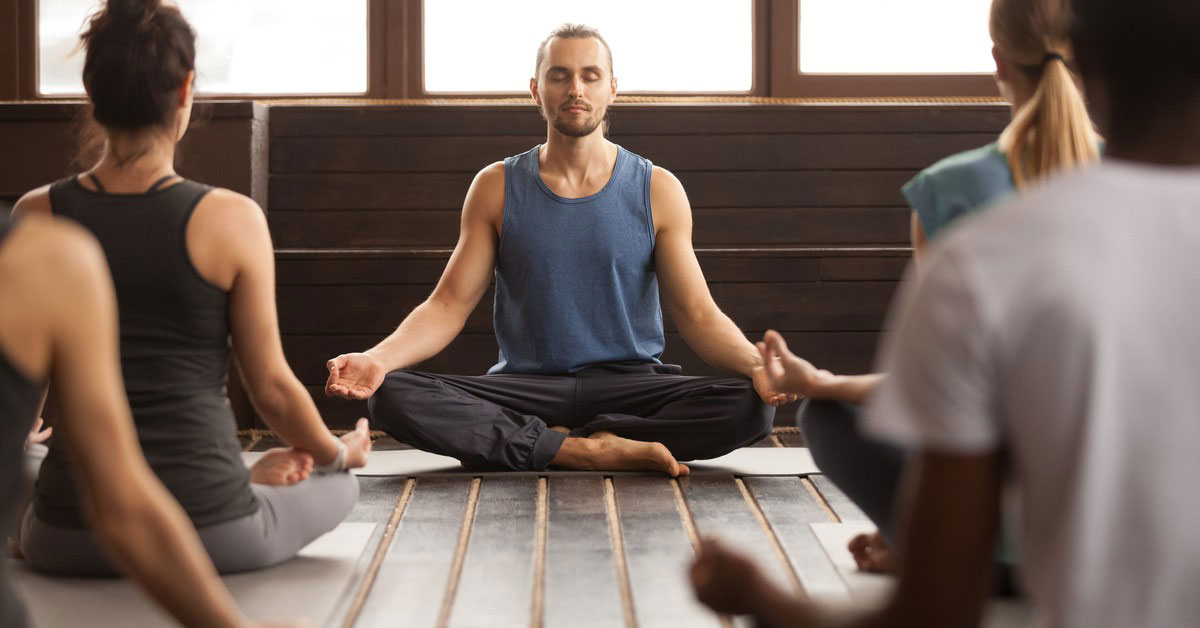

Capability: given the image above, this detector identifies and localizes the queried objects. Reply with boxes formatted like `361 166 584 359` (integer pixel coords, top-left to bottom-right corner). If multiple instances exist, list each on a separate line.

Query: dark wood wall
0 101 1009 429
268 103 1008 428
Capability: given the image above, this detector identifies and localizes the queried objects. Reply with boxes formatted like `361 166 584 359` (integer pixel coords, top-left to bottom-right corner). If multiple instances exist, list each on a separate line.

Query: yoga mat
244 446 819 477
10 521 376 627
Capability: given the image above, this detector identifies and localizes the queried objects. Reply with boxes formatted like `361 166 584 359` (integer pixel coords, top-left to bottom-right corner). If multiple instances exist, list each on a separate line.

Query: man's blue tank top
489 145 664 375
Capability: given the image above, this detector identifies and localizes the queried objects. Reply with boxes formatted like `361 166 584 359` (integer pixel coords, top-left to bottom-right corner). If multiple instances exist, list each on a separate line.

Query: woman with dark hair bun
11 0 370 576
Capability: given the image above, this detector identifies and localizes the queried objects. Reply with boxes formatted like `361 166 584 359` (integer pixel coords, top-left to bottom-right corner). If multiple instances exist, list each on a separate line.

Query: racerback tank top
34 175 256 528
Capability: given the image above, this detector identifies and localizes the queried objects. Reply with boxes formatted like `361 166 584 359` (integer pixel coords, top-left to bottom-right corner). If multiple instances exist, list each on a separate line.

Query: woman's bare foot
848 531 898 573
552 431 690 477
250 448 314 486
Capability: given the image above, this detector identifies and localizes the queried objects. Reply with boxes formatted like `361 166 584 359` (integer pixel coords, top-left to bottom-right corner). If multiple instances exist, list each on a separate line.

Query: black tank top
34 176 257 528
0 213 40 628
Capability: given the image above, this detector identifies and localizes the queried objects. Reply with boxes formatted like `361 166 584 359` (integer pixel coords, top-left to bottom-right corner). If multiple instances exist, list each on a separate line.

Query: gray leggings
18 447 359 577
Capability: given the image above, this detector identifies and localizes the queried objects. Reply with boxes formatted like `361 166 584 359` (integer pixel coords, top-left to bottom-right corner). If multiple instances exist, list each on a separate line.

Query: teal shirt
902 143 1015 241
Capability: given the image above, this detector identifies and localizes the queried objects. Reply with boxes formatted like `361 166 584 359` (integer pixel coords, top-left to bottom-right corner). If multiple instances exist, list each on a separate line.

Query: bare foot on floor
250 448 314 486
552 431 690 477
848 531 898 573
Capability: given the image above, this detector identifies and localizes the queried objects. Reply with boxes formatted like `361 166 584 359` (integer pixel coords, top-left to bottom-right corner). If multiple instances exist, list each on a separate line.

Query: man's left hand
752 366 799 406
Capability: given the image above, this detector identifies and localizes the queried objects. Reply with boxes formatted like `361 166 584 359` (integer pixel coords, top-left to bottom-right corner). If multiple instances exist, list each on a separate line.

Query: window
798 0 993 74
423 0 753 93
37 0 368 96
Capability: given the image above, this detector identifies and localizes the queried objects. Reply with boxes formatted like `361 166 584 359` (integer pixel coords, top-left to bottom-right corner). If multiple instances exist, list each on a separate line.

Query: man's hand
752 366 799 406
340 418 373 469
756 330 834 399
325 353 387 400
690 538 771 616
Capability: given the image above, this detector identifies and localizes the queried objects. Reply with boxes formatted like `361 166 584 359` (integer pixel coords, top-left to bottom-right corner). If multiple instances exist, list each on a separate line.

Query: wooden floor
236 430 877 627
12 430 1027 627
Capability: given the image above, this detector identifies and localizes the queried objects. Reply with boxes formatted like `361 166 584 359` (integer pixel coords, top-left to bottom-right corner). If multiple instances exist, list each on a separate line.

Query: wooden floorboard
612 476 721 628
543 476 626 628
447 476 540 628
355 477 474 628
681 475 798 594
744 477 850 603
809 475 871 523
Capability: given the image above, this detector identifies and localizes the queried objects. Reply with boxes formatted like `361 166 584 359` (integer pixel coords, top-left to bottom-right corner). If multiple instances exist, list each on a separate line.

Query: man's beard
545 105 605 137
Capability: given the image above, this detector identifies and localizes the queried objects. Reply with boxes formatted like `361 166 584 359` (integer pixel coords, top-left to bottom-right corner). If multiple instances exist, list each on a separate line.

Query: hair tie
1042 52 1065 66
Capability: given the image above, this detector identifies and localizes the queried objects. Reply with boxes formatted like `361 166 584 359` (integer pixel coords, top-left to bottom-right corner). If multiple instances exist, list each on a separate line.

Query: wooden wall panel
268 104 1010 137
269 170 914 211
0 102 269 204
276 280 899 336
268 206 913 249
270 133 996 174
0 101 1008 429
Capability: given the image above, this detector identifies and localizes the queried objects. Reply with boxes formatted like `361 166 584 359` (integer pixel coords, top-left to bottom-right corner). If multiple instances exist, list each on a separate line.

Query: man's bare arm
650 168 794 405
325 162 505 399
652 167 760 376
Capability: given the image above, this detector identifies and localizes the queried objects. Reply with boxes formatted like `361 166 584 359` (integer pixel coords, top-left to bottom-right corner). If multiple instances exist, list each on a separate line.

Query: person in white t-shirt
690 0 1200 626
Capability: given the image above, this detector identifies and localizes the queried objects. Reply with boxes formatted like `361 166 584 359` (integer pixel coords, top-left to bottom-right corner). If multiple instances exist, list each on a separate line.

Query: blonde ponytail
991 0 1101 188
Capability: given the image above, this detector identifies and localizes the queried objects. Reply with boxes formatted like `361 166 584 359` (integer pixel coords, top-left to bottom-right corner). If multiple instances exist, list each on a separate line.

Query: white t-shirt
864 160 1200 628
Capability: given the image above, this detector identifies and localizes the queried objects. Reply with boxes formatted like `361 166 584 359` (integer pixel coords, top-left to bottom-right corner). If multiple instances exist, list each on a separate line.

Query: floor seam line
339 477 416 628
801 476 842 522
736 477 807 598
437 477 482 627
604 477 638 628
671 478 733 628
530 477 548 628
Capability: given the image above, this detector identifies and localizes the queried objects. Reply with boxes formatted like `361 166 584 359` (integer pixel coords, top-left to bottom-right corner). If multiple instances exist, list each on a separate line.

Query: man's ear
529 77 541 106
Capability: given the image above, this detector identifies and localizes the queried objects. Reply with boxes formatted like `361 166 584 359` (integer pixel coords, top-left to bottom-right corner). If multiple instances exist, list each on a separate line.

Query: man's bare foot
551 431 690 477
848 531 898 573
250 448 314 486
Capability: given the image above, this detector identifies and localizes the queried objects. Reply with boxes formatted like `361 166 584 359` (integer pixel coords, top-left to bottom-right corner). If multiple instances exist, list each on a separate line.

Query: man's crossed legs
368 363 774 475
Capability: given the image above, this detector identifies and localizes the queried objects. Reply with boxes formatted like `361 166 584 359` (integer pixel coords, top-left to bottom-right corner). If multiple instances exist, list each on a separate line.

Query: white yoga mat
10 521 376 627
244 447 819 477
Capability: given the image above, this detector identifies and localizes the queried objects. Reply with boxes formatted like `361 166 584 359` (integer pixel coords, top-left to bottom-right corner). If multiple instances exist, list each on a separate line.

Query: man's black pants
367 363 774 471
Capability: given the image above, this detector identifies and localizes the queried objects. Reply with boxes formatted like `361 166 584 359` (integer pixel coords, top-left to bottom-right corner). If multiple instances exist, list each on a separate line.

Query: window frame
768 0 999 98
2 0 1000 101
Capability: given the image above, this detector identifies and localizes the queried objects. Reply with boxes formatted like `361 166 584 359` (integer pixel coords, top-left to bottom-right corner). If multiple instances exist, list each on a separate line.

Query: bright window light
799 0 994 74
424 0 753 93
38 0 368 96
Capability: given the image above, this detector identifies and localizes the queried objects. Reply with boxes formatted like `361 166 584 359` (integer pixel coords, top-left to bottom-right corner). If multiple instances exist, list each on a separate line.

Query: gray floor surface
11 431 1030 627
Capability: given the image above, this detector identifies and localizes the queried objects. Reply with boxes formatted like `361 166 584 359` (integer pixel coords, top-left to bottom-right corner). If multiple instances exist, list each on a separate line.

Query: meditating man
691 0 1200 625
326 24 790 475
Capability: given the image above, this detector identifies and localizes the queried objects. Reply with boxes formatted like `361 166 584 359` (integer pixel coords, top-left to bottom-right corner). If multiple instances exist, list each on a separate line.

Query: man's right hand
325 353 387 400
